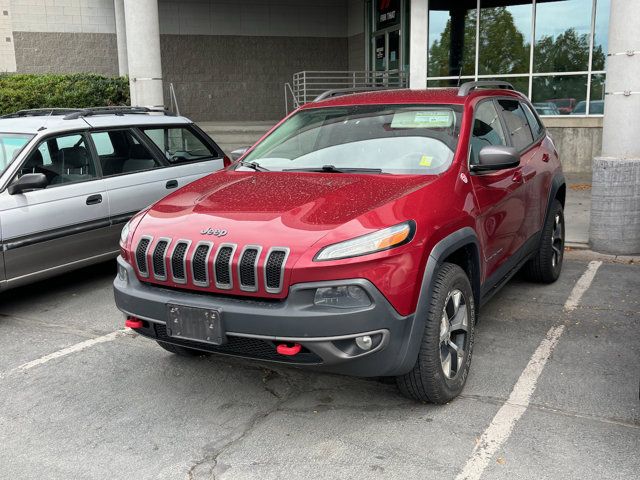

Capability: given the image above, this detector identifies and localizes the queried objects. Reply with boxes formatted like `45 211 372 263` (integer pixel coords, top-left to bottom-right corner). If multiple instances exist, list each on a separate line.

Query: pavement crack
186 368 300 480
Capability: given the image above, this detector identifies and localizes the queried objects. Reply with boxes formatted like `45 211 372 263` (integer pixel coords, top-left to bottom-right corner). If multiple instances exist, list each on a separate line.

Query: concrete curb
565 247 640 264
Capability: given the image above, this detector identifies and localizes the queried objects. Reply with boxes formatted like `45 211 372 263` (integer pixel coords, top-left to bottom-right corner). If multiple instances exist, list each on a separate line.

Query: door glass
521 103 543 138
470 101 506 165
143 127 218 163
497 99 534 150
90 130 163 176
388 30 400 71
19 134 98 186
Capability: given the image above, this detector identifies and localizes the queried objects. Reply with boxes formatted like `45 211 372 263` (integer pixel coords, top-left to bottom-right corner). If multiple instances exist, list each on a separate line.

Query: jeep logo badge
201 228 227 237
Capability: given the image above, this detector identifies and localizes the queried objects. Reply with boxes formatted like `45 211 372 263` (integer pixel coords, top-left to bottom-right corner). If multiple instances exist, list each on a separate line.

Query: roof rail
63 106 172 120
314 87 402 102
1 108 83 119
458 81 515 96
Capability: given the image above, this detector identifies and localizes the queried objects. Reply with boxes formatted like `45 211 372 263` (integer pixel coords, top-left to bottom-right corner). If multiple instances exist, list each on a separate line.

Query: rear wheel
156 341 209 357
396 263 476 404
524 199 564 283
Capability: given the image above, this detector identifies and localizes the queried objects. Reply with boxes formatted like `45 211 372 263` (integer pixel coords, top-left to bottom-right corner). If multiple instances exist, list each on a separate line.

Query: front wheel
396 263 476 404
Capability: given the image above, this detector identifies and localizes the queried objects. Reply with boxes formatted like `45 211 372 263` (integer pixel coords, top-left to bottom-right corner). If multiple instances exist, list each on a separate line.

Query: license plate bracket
166 304 226 345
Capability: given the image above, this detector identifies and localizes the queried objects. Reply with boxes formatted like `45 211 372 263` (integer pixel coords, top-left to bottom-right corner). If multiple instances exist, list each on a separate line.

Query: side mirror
230 147 250 162
8 173 48 195
472 145 520 172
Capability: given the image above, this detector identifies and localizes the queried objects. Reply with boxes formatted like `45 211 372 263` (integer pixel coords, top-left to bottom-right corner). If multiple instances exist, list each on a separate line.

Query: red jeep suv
114 81 565 403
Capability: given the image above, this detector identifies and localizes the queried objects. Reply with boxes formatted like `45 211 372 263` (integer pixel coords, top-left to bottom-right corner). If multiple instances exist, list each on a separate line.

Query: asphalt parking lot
0 256 638 479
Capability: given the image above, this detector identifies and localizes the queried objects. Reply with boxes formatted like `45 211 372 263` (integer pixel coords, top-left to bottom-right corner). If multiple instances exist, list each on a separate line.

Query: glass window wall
426 0 610 115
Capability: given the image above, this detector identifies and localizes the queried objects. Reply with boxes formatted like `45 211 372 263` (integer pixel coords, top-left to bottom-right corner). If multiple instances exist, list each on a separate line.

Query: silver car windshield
240 105 462 175
0 133 34 177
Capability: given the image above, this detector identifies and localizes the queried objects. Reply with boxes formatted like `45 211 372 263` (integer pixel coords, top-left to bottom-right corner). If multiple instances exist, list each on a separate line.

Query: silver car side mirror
8 173 48 195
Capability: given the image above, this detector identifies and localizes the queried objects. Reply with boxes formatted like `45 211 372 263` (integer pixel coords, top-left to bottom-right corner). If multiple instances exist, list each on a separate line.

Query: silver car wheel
439 289 468 379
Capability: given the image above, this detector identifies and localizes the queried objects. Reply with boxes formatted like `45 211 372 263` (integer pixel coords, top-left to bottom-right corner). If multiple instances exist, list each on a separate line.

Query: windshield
240 104 462 175
0 133 34 177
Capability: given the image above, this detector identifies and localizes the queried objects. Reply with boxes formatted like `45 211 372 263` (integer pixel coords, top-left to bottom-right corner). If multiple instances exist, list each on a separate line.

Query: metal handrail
291 70 409 106
284 82 300 115
169 82 181 116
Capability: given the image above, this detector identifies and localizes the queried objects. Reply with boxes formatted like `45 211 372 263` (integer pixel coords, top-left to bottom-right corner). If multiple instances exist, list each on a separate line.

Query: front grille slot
152 239 170 279
239 247 260 291
171 241 189 282
135 237 151 276
214 245 235 288
265 249 288 293
191 243 212 286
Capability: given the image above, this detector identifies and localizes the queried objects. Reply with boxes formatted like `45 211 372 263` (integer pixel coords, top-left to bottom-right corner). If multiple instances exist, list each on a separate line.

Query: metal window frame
424 0 605 117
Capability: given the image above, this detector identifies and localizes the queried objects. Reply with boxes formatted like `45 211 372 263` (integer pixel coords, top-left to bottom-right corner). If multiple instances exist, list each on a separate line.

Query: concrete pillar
123 0 163 107
114 0 128 76
589 0 640 255
409 0 428 89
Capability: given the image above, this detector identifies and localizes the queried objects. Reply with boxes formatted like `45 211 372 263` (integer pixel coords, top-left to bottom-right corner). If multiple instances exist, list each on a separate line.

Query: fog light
117 264 128 283
355 335 373 351
314 285 371 309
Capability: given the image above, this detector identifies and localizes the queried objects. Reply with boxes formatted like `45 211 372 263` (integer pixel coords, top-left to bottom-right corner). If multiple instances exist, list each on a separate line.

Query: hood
137 170 438 246
130 170 446 299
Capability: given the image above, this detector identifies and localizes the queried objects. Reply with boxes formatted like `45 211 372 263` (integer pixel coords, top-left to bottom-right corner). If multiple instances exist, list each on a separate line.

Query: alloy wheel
551 212 564 268
439 289 469 379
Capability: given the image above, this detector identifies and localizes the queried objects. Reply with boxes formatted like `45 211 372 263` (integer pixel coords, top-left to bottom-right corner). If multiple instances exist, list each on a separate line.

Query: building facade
0 0 637 253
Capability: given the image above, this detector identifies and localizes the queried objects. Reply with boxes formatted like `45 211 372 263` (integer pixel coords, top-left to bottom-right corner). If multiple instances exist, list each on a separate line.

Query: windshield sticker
419 155 433 167
391 111 454 129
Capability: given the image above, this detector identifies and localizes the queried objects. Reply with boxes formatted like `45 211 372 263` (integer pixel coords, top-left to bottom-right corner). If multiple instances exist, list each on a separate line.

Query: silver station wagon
0 107 228 291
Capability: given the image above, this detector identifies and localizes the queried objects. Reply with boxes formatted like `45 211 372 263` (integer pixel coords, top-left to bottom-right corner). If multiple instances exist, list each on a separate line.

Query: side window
143 126 218 163
90 129 163 176
19 133 98 186
497 99 534 150
521 103 544 139
470 101 507 166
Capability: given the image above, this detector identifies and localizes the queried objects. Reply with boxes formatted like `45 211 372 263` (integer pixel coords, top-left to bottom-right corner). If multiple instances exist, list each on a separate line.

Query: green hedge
0 74 130 115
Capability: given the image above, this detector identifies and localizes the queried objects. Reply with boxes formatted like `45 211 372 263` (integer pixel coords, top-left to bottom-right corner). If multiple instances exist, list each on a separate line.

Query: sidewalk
564 172 592 248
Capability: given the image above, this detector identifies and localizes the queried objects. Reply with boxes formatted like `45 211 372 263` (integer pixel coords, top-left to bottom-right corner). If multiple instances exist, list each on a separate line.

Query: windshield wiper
284 165 383 174
237 160 270 172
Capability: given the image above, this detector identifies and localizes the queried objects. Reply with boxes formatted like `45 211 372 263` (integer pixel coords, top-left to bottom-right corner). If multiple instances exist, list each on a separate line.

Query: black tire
396 263 476 404
524 199 564 283
156 341 209 357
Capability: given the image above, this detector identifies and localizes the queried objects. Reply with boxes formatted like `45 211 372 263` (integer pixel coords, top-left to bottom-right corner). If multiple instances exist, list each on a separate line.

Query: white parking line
0 329 129 380
455 260 603 480
564 261 603 312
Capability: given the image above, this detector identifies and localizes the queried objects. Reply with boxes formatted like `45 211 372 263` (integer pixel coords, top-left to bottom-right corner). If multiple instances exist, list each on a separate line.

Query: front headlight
314 221 415 261
119 222 131 248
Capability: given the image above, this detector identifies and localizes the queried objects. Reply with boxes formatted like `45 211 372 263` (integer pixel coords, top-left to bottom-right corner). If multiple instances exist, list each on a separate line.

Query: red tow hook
276 343 302 356
125 316 143 329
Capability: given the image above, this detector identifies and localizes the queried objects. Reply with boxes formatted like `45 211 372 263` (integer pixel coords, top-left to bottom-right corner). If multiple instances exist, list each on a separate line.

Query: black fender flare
545 173 566 221
394 227 481 375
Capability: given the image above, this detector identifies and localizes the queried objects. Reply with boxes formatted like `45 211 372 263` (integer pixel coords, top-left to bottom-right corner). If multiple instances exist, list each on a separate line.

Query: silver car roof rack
63 106 173 120
1 108 83 118
314 87 403 102
458 81 515 96
1 106 174 120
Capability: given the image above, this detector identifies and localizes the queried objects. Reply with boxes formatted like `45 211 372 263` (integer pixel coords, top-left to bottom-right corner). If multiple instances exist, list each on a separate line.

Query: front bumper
113 256 418 377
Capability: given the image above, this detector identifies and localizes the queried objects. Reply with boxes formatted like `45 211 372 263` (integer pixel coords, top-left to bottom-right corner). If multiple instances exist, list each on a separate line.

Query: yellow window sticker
419 155 433 167
391 110 454 129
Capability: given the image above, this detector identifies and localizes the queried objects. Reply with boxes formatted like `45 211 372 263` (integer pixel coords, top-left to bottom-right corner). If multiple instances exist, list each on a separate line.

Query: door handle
512 171 523 183
86 194 102 205
542 153 550 163
166 180 178 189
